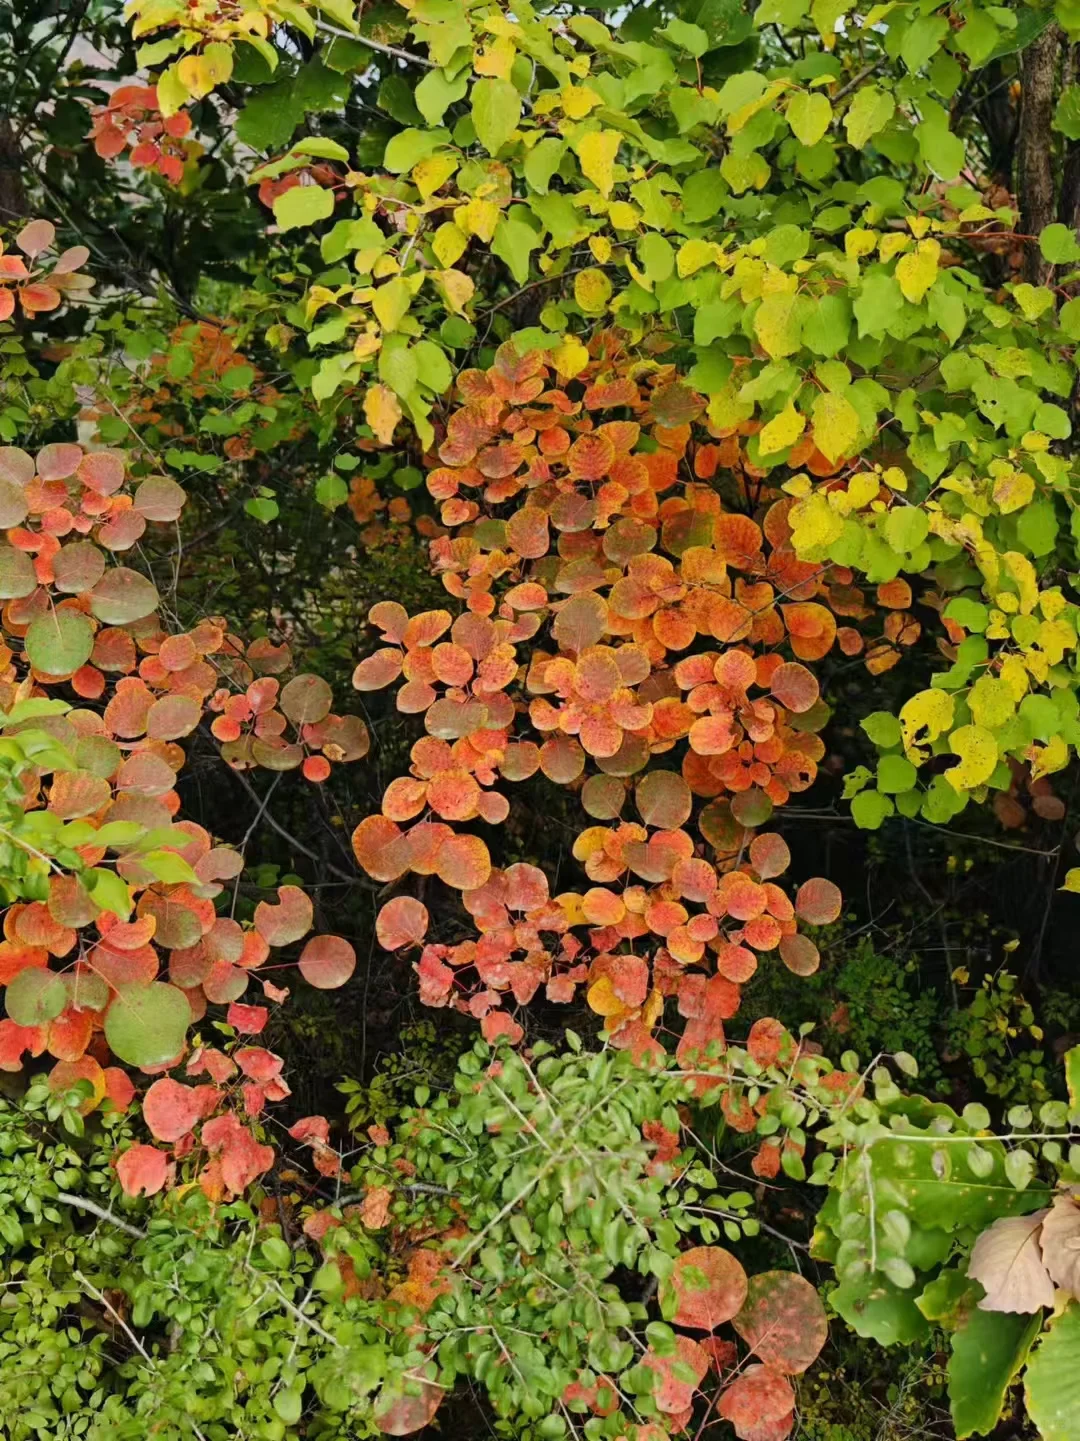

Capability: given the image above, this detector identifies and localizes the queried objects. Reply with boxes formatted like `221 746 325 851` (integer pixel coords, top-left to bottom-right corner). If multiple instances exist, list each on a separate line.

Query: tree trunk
1018 24 1061 284
0 118 26 225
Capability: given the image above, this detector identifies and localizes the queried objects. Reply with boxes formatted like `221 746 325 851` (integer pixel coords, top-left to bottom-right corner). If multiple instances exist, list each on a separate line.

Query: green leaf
383 127 450 174
1040 223 1080 265
877 754 917 794
901 15 948 72
471 78 521 156
414 68 469 126
24 611 93 676
315 473 348 509
6 967 66 1027
787 91 832 146
86 867 132 919
948 1308 1040 1439
272 185 334 232
844 86 895 149
104 983 191 1068
1055 84 1080 141
861 711 903 749
1025 1302 1080 1441
491 210 540 284
660 19 709 55
851 789 894 829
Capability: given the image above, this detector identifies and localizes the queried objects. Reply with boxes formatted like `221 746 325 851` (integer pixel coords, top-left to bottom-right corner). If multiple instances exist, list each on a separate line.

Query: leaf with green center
104 983 191 1068
25 610 94 675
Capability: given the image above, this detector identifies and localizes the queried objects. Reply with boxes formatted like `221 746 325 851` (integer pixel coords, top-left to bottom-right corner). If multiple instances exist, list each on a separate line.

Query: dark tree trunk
0 118 26 225
1018 24 1062 284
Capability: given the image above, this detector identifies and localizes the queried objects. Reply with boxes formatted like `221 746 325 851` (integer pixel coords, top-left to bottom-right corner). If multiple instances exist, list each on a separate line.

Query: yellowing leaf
787 90 832 146
845 228 878 261
677 239 717 277
900 688 954 754
176 42 233 102
562 85 601 119
991 467 1035 514
608 201 639 230
475 37 516 79
372 277 412 333
1003 551 1038 614
364 384 402 446
812 390 860 463
412 154 458 200
432 222 468 268
433 269 474 314
895 238 941 303
1030 733 1069 781
789 492 845 556
589 235 612 263
551 335 589 380
753 291 802 359
945 723 999 791
575 267 613 314
458 198 499 242
759 403 806 456
575 129 621 197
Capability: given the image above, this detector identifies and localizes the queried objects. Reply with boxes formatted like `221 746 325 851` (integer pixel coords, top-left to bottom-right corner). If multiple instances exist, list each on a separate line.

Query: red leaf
116 1143 168 1197
143 1077 203 1142
670 1245 749 1330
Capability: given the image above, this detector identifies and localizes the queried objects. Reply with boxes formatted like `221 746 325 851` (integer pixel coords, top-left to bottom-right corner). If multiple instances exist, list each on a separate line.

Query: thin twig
314 19 435 68
57 1191 148 1241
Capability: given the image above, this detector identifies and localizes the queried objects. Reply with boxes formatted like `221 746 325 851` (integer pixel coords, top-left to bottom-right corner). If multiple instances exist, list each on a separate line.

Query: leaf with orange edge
717 1365 796 1441
376 897 429 950
436 833 491 889
641 1334 709 1413
769 662 819 713
667 1245 749 1331
298 934 357 989
794 877 842 925
254 885 313 946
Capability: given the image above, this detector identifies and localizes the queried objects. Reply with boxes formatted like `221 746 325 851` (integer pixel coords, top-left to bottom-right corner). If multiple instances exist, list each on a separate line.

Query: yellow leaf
812 391 860 464
677 239 717 277
608 201 639 230
908 215 932 239
562 85 601 119
432 269 474 314
883 466 908 492
176 42 233 101
845 471 880 510
551 335 589 380
991 467 1034 515
753 291 801 359
878 233 909 263
589 235 612 264
899 688 955 755
999 654 1029 700
574 267 612 314
1003 551 1038 614
845 229 878 261
759 403 806 456
587 975 625 1018
432 222 467 269
945 723 998 791
789 491 845 556
1030 733 1069 781
364 384 402 446
555 891 586 926
412 154 458 201
458 198 499 242
896 238 941 304
475 37 516 79
575 129 621 197
1060 868 1080 894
